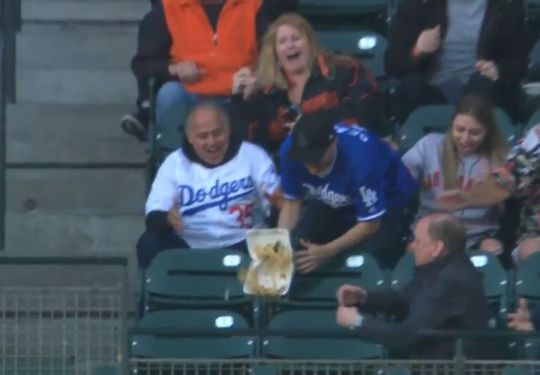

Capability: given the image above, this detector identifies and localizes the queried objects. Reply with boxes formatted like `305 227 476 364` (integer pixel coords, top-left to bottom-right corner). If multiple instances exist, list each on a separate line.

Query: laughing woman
230 13 385 153
402 94 508 254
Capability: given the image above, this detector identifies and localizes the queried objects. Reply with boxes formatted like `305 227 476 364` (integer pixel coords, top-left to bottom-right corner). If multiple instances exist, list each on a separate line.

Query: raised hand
415 25 441 54
167 198 184 233
476 60 499 81
336 284 367 306
232 67 258 99
508 298 534 331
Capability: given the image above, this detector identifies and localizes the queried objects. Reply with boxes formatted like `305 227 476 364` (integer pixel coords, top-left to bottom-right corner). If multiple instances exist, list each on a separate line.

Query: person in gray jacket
336 213 492 359
402 94 508 254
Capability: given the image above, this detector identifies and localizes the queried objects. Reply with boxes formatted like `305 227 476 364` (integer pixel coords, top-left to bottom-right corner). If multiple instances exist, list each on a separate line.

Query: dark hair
442 94 508 188
427 214 466 254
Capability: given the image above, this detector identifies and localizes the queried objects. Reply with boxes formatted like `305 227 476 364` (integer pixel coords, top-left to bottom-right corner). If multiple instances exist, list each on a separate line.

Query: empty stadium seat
148 104 187 178
143 249 252 315
131 310 255 359
263 310 384 359
317 30 387 80
399 105 517 151
390 252 415 290
525 108 540 133
300 0 389 15
469 251 509 329
282 252 385 308
528 39 540 81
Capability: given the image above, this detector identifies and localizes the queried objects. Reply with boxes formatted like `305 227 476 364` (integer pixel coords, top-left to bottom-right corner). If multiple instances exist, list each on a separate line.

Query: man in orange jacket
123 0 299 141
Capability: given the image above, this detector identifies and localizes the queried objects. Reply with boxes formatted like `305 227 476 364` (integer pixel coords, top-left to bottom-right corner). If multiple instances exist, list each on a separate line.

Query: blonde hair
255 13 327 90
442 94 508 189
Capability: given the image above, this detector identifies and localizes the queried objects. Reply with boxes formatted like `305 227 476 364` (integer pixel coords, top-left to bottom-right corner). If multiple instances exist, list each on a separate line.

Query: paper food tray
243 229 294 296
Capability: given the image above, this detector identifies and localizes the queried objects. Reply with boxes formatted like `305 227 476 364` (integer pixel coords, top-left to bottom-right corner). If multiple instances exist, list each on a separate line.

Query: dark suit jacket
356 251 492 359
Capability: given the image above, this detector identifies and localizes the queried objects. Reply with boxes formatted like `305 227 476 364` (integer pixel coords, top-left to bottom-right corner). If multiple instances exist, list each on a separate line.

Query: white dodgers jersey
145 142 279 248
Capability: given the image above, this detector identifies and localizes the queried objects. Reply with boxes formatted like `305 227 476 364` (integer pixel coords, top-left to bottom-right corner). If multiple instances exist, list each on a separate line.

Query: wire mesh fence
0 258 129 375
128 359 540 375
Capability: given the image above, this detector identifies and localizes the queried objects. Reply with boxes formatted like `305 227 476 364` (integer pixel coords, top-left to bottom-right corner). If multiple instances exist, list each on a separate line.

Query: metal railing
0 0 21 250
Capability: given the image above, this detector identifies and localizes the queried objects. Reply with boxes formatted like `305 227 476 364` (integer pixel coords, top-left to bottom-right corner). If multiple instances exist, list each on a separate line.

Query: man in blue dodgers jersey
137 101 280 269
279 113 418 272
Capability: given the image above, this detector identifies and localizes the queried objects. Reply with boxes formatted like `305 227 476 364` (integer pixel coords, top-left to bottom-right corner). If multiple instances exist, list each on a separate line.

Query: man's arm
278 199 302 231
355 276 471 348
325 220 380 256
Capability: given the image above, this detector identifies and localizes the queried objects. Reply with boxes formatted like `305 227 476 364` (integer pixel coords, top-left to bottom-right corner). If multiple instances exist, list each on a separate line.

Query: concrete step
18 24 137 70
7 168 145 215
23 0 149 23
5 212 144 255
17 67 135 104
7 103 147 163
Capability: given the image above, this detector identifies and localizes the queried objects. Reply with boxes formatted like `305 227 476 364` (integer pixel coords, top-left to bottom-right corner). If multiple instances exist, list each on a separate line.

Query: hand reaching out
336 284 368 306
294 239 334 274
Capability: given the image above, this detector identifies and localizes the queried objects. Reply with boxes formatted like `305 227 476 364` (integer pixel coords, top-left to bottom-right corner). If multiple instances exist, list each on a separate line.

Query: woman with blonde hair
402 94 508 253
230 13 383 152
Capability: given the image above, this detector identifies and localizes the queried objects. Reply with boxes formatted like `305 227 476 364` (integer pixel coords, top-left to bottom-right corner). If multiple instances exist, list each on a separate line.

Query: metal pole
0 0 6 250
4 0 16 103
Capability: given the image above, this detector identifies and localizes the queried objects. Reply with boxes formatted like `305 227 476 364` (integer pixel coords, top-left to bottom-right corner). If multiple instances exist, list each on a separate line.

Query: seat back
286 252 385 307
317 30 388 80
469 251 509 328
390 252 415 290
263 310 384 359
131 310 255 359
399 105 516 151
143 249 251 312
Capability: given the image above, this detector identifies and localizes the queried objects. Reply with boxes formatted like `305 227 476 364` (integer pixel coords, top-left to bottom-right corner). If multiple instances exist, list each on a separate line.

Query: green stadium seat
283 252 385 308
525 109 540 133
300 0 389 15
516 252 540 300
131 310 255 359
263 310 384 359
148 104 187 178
469 251 509 329
317 30 387 80
399 105 517 151
528 39 540 81
390 252 415 290
143 249 252 314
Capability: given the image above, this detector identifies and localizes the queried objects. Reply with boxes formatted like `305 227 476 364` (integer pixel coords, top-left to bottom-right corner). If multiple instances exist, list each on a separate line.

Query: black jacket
384 0 527 87
356 251 491 359
231 55 382 152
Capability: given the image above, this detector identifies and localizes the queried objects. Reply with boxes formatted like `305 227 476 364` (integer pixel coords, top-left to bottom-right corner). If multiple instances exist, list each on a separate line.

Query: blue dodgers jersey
280 125 417 222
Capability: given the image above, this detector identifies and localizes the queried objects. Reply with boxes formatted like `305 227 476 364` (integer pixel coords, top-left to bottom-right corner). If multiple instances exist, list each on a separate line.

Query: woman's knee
478 237 504 256
155 82 194 119
516 236 540 264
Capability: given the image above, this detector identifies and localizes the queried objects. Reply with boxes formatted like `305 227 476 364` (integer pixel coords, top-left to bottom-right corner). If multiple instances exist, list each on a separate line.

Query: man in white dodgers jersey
137 101 280 269
278 113 418 273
